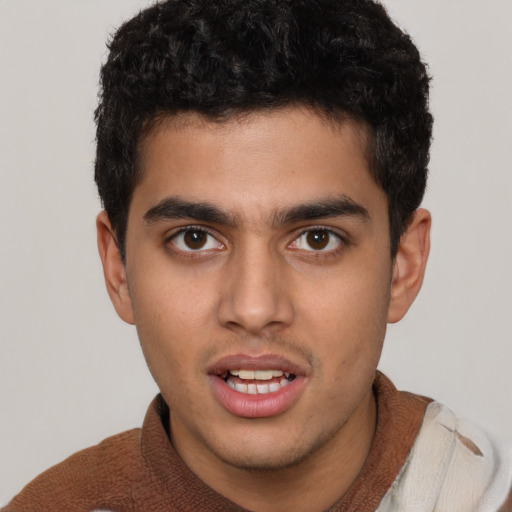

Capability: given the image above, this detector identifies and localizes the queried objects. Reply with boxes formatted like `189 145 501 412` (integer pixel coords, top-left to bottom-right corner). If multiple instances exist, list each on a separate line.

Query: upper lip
207 353 308 377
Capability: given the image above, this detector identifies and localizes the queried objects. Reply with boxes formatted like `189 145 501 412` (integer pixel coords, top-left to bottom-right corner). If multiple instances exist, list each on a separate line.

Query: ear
387 208 431 324
96 211 135 325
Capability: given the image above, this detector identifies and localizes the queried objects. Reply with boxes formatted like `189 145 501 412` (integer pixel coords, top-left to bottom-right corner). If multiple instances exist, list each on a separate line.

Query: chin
209 430 329 472
217 448 309 472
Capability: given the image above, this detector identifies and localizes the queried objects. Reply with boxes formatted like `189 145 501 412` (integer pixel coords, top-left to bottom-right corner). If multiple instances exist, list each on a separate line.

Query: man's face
122 108 393 472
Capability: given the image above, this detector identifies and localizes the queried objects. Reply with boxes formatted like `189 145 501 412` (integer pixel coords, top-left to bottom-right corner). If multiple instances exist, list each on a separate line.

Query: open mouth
208 355 306 417
222 369 297 395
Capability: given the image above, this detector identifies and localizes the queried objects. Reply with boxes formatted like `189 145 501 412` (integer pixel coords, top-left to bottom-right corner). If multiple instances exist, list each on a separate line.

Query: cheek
128 276 215 381
298 262 391 332
294 260 390 375
130 265 216 328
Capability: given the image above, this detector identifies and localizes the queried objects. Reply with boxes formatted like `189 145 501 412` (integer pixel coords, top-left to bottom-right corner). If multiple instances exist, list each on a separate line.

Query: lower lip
209 375 306 418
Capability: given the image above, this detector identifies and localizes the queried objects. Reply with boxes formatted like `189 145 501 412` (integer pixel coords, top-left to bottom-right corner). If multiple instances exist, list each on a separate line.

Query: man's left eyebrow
273 197 370 226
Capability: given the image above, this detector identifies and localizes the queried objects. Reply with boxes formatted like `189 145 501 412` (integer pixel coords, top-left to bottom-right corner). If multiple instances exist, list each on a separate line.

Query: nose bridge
217 238 293 334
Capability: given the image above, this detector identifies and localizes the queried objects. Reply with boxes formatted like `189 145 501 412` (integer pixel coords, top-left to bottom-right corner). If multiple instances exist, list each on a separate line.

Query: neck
173 389 377 512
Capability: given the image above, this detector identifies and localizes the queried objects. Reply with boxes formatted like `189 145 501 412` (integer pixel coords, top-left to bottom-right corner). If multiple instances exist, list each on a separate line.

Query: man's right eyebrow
143 197 236 226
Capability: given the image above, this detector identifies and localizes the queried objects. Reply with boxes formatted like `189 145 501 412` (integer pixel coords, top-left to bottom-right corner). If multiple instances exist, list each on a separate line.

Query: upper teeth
229 370 286 380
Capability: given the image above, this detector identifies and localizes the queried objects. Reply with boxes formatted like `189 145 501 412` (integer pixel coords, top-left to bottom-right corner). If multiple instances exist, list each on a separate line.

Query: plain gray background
1 0 511 504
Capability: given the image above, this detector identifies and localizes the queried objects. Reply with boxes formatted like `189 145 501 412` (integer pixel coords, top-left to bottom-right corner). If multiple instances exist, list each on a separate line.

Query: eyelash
288 226 347 257
166 226 224 255
165 225 348 257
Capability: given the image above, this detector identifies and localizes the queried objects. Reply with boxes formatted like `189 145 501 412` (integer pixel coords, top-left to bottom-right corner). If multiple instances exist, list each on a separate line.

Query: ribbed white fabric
377 402 512 512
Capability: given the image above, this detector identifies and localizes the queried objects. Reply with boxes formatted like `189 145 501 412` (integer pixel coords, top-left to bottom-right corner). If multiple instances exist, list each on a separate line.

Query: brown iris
306 230 330 250
184 230 207 250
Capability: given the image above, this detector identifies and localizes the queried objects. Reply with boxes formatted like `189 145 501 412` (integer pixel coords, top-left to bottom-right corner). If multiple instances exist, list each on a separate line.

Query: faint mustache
199 332 318 370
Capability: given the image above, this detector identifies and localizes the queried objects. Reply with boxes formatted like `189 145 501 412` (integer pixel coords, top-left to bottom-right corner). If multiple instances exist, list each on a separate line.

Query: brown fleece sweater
1 374 438 511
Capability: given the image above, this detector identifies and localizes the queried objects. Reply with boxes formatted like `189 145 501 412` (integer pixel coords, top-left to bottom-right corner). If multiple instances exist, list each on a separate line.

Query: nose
217 243 294 335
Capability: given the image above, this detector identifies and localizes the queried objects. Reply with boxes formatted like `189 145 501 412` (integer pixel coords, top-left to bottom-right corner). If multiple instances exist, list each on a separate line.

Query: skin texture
97 108 430 512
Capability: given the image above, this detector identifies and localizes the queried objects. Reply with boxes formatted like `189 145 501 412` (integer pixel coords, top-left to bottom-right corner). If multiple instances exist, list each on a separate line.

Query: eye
169 228 224 252
289 229 343 252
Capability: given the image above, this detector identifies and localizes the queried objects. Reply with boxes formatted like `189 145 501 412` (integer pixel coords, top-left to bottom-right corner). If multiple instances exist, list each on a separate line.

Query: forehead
132 107 385 224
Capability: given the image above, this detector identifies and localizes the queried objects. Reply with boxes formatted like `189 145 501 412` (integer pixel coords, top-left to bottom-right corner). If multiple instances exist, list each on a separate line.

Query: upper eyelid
166 226 225 253
164 224 348 248
287 227 350 257
166 225 219 241
291 226 347 242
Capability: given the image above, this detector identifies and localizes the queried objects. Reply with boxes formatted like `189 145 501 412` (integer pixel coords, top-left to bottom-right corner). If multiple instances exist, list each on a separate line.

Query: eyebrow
143 195 369 227
144 197 236 226
272 197 369 226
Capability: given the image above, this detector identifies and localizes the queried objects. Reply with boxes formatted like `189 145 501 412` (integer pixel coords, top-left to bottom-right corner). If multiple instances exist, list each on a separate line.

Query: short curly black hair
95 0 432 259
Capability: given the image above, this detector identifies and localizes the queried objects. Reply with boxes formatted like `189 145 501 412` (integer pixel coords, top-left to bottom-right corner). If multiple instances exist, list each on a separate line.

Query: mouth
222 369 297 395
207 354 307 418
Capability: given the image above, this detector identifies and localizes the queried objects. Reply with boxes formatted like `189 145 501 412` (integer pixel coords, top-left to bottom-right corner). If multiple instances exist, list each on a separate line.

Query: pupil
184 231 206 249
307 230 329 250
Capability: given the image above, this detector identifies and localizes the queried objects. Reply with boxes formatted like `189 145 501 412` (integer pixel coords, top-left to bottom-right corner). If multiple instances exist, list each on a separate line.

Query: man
3 0 511 511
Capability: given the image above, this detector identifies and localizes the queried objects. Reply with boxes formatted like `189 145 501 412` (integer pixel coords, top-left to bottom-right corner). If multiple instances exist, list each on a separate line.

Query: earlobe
96 211 135 325
387 208 431 324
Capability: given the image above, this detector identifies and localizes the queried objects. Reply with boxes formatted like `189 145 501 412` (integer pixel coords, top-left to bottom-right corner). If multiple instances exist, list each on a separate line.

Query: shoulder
378 402 512 512
3 428 143 512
